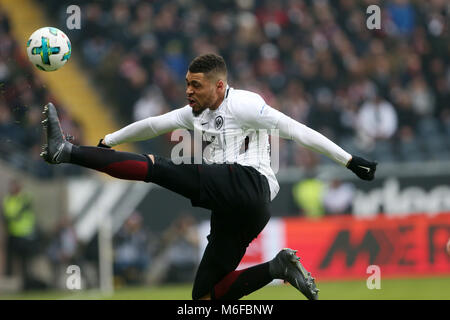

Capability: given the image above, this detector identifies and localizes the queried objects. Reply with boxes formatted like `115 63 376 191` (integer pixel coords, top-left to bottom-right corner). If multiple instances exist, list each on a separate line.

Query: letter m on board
319 230 381 269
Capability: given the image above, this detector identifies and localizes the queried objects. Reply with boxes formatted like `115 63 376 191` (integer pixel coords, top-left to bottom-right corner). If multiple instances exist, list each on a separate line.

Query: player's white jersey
176 87 281 200
105 86 352 202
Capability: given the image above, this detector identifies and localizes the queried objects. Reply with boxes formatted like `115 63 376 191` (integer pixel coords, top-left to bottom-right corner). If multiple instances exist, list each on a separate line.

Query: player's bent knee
147 154 155 164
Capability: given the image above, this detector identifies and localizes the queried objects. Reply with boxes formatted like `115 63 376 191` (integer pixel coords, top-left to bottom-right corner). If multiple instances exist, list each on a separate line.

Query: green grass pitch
1 276 449 300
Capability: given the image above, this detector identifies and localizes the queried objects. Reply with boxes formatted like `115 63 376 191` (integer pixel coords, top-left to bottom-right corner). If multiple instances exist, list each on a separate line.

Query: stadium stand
40 0 449 167
1 0 449 176
1 0 450 172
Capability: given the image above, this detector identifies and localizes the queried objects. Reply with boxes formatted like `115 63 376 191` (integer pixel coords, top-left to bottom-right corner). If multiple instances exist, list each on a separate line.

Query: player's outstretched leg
269 248 319 300
40 103 152 181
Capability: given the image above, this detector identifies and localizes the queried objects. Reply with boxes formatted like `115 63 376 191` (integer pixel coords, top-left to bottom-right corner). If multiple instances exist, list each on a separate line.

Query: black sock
212 262 273 300
70 146 152 181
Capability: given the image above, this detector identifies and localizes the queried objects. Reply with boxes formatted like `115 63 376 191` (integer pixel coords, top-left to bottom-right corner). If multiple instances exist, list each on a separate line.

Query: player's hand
97 139 111 149
346 155 377 181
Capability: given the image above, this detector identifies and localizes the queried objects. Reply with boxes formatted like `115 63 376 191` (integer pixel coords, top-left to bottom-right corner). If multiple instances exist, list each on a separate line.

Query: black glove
97 139 111 149
346 155 377 181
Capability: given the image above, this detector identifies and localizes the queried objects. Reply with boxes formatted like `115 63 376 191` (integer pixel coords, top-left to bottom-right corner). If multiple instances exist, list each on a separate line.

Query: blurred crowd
0 7 84 178
43 0 450 166
1 176 199 290
1 0 449 174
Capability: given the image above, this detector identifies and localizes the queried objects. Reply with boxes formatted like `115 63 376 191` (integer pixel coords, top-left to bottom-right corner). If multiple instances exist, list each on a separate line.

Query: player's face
186 71 220 116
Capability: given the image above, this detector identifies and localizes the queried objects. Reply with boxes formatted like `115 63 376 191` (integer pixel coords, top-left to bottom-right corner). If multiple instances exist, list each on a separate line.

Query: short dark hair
188 53 227 78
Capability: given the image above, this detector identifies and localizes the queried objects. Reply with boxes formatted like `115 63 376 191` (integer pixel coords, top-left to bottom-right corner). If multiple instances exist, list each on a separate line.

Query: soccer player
41 54 376 300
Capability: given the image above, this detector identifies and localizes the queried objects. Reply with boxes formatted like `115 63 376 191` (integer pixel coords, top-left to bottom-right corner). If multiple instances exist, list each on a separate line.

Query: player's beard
191 92 217 117
191 100 211 117
192 106 206 117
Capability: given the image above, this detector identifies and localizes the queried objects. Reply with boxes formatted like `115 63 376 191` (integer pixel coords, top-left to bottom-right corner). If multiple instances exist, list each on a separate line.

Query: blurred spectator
386 0 416 37
408 76 435 117
133 85 168 122
323 179 355 215
160 214 199 284
0 100 24 145
356 92 398 151
292 177 325 219
46 215 80 289
113 212 152 286
146 213 199 285
307 87 341 141
292 154 325 218
1 179 43 290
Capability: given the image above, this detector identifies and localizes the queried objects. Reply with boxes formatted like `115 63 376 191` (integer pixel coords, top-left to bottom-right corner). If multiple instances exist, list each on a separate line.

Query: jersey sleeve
104 105 193 147
275 113 352 166
229 91 283 130
229 90 351 166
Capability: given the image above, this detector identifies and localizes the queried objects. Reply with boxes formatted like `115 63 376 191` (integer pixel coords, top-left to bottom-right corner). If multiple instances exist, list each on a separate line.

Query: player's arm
275 113 377 180
101 106 193 147
232 92 376 180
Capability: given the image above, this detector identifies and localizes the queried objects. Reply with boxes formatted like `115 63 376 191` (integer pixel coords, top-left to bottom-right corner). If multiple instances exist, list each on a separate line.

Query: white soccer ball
26 27 71 72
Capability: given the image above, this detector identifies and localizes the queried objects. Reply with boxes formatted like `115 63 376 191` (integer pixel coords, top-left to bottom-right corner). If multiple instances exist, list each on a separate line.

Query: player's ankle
54 141 73 163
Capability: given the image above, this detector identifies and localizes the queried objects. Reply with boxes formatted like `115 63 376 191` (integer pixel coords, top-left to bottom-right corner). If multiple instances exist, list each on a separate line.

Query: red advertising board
200 213 450 279
283 213 450 280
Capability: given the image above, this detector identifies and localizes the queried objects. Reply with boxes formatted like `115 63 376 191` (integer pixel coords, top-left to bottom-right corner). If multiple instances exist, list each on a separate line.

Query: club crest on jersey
215 116 224 130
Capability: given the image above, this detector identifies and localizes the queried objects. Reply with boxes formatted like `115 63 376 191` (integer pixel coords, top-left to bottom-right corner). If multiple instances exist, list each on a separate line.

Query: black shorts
149 156 271 299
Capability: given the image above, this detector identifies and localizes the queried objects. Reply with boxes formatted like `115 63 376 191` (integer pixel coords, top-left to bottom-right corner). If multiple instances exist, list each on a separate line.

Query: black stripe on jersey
239 136 250 155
